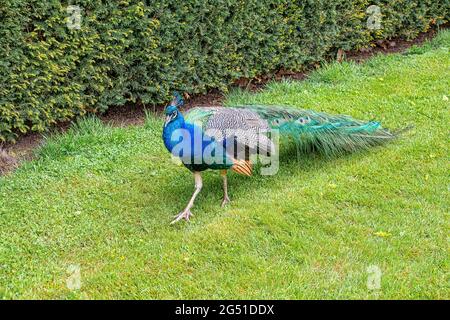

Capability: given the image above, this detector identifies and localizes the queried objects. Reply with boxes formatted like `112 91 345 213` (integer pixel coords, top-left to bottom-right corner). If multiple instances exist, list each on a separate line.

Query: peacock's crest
170 91 184 108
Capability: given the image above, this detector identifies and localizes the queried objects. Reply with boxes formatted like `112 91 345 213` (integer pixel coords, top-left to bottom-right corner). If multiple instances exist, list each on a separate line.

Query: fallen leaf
374 231 391 238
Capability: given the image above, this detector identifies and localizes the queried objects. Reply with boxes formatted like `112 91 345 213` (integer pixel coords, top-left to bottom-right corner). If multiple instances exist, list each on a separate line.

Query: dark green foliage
0 0 448 142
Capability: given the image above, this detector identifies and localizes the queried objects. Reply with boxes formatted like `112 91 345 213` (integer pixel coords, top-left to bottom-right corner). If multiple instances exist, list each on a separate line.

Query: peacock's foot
221 196 231 208
171 209 194 224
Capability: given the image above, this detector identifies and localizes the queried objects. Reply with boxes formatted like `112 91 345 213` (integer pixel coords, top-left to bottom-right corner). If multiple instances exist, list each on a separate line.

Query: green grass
1 31 449 300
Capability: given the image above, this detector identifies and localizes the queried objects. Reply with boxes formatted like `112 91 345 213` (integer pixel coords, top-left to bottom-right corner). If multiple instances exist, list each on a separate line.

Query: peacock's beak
164 115 171 127
164 113 175 127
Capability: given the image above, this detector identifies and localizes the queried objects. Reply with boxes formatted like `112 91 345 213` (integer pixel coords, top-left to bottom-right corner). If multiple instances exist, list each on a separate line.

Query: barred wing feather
184 107 275 159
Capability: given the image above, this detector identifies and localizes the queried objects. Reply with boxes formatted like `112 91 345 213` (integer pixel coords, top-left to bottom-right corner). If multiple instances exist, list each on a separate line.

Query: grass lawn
0 31 449 300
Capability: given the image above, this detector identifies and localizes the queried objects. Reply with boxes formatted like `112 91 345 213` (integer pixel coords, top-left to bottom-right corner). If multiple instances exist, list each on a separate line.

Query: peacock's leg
171 171 203 224
220 170 231 207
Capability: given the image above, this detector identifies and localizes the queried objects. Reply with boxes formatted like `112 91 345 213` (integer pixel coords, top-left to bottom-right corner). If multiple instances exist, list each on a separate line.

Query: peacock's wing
233 104 396 156
184 107 275 159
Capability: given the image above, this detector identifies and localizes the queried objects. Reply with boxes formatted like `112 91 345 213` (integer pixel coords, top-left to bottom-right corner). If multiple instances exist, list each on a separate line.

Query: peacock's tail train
183 101 401 162
242 105 397 157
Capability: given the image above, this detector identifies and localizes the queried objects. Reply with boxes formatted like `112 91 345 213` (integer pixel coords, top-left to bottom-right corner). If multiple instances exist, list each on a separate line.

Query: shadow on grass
144 144 383 227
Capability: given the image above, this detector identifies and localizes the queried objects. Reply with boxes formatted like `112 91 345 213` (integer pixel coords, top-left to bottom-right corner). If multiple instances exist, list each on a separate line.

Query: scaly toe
221 197 231 207
171 210 193 224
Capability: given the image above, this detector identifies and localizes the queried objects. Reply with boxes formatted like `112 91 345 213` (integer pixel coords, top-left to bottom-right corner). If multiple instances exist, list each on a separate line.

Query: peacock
162 92 398 224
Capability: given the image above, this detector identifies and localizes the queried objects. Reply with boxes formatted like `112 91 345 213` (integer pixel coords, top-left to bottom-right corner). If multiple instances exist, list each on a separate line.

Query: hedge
0 0 448 142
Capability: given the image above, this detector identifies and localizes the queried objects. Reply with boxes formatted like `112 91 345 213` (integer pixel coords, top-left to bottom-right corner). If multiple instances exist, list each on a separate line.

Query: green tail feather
237 105 397 157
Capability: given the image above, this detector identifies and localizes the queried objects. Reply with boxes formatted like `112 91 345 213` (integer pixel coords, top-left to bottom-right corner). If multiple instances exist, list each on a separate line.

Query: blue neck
162 113 185 152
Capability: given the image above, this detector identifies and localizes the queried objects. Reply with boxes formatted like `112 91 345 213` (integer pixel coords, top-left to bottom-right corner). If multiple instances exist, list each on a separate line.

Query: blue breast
163 117 233 171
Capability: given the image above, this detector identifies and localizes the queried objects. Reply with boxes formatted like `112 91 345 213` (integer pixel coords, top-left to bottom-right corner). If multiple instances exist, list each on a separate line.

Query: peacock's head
164 105 180 127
